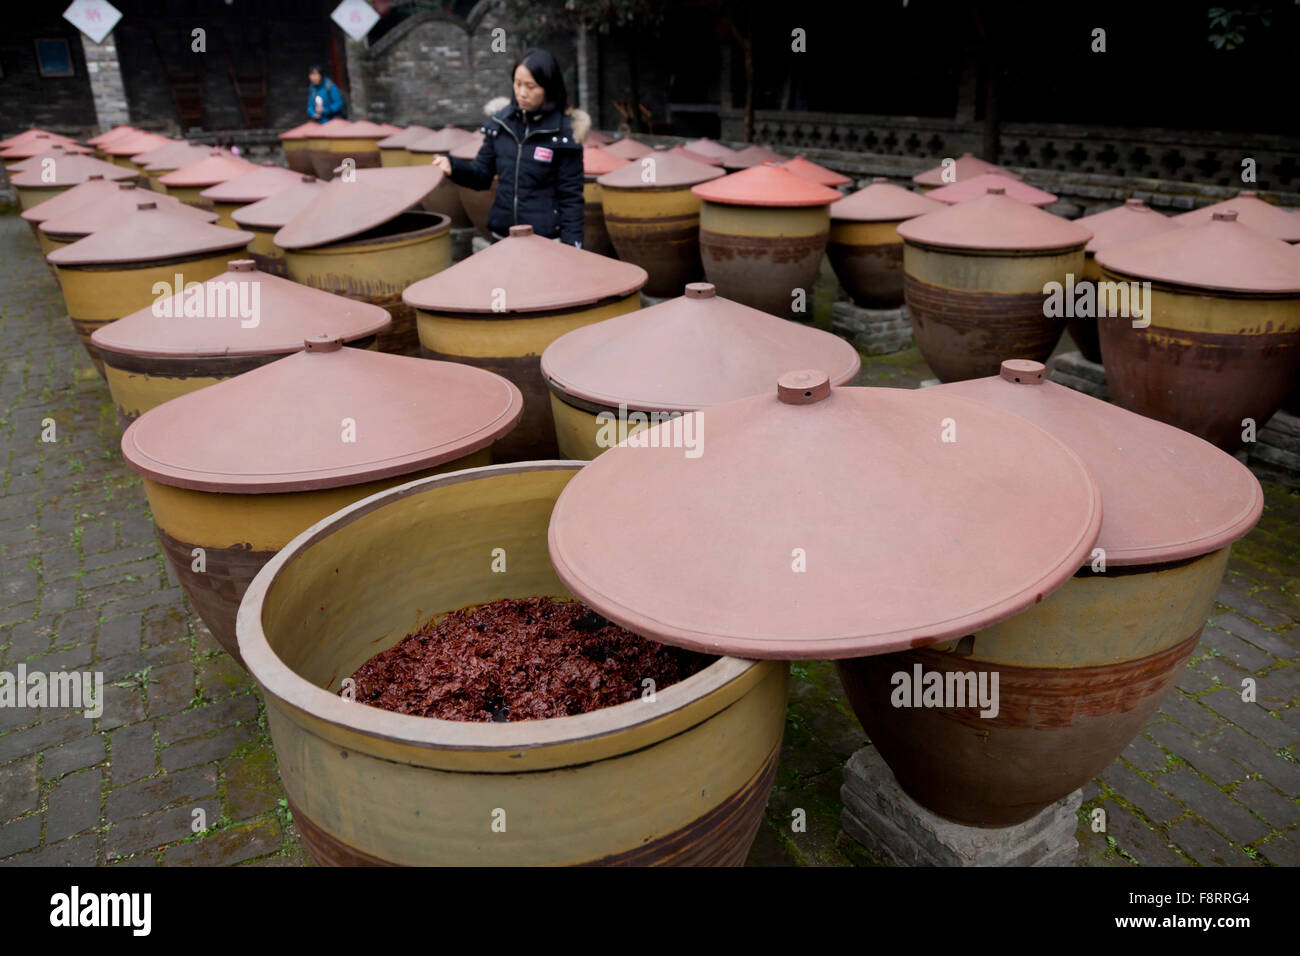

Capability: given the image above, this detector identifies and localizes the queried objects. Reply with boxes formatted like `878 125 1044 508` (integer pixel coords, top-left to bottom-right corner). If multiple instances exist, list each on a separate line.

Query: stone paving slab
0 213 1295 868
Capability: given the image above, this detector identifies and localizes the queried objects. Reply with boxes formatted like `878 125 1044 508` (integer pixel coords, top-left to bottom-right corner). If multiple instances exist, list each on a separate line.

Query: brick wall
0 11 98 134
80 34 131 130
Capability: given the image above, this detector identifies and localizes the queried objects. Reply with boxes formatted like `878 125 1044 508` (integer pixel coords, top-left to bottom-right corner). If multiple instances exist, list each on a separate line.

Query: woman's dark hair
512 47 567 114
308 65 324 78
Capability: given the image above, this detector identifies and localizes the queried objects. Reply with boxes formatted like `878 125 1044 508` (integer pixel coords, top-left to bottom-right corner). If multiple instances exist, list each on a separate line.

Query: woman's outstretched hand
431 155 452 175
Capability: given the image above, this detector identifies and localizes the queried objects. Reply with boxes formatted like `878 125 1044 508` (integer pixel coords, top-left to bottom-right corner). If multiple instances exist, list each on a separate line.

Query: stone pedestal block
831 302 912 356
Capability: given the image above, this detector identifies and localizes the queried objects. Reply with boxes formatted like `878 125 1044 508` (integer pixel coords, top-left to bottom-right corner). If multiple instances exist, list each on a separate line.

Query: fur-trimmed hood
482 97 591 144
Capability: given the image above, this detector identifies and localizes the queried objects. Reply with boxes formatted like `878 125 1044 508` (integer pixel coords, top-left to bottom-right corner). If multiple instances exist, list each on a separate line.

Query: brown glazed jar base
288 744 779 867
827 241 904 310
421 346 558 461
1098 318 1300 453
606 222 704 298
904 274 1066 383
157 526 274 667
836 630 1200 828
699 230 827 320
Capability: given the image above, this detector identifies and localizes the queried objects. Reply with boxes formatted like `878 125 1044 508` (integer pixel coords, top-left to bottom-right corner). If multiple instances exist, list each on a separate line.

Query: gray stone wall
81 33 131 131
0 14 98 133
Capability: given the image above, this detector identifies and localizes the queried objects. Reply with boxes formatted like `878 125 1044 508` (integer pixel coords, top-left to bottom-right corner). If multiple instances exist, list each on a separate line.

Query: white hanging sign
63 0 123 46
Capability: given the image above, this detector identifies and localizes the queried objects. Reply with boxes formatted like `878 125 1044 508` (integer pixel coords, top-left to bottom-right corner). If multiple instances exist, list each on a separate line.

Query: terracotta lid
667 146 723 166
376 123 404 135
937 360 1262 565
691 163 842 207
132 141 213 170
407 127 474 153
9 154 135 187
683 137 737 159
46 204 253 267
1095 212 1300 293
90 126 140 148
124 137 181 162
2 138 92 160
830 178 946 222
541 282 861 413
91 260 392 359
121 344 524 493
449 132 484 160
912 152 1022 187
306 118 354 138
86 125 136 147
584 145 629 177
604 137 652 160
274 166 441 249
328 120 389 140
597 147 725 190
21 177 123 224
1174 191 1300 242
6 145 87 172
103 131 173 157
721 144 788 170
230 176 324 229
781 155 852 187
926 172 1058 207
547 372 1101 659
278 121 319 141
377 125 432 148
200 164 306 202
403 223 646 313
1 128 78 149
897 190 1091 251
586 129 614 147
40 185 217 237
159 153 260 188
1077 199 1180 255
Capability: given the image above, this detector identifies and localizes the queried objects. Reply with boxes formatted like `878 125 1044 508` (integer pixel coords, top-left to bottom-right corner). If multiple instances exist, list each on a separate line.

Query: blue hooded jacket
307 77 346 122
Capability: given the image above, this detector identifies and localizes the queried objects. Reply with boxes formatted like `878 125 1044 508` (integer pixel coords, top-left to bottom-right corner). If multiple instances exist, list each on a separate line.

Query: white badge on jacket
533 146 553 163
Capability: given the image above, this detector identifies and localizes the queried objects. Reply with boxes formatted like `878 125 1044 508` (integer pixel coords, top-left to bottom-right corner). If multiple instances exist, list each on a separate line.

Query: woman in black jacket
432 48 588 247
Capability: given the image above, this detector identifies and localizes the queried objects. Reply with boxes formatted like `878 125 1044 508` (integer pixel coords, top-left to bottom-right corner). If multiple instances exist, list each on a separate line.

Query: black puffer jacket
448 102 585 246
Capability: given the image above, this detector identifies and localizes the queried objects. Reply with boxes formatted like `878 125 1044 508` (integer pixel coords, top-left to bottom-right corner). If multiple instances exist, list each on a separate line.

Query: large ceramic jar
1096 210 1300 451
449 132 495 238
20 175 121 242
720 144 786 171
1175 190 1300 242
896 187 1091 381
91 259 390 426
101 131 173 171
200 163 305 228
278 121 317 175
839 359 1262 826
779 156 851 188
826 177 945 309
122 338 523 664
693 164 842 320
9 152 130 212
1067 199 1179 363
38 182 215 258
229 174 324 276
407 128 474 227
237 460 786 866
158 152 260 210
925 172 1057 207
130 140 213 193
376 125 431 167
404 223 647 461
307 119 390 179
597 147 723 296
275 166 450 356
604 137 652 160
582 145 628 257
541 282 859 458
682 137 736 162
45 203 252 375
911 152 1021 193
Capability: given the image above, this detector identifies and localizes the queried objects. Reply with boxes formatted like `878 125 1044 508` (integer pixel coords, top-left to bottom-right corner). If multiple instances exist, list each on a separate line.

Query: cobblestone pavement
0 213 1296 867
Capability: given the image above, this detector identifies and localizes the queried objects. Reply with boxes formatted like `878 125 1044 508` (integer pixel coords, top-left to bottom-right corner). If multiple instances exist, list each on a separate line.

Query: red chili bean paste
345 596 713 722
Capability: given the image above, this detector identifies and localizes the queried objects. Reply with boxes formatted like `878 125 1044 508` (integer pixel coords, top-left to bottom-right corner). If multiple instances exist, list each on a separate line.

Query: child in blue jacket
307 66 347 122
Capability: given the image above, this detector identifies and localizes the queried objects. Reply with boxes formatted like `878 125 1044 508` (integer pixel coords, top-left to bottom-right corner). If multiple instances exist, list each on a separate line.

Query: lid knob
228 259 256 272
986 185 1007 195
509 224 534 238
1237 190 1258 198
118 182 137 190
1124 198 1146 208
684 282 715 299
777 369 831 405
88 174 104 180
301 174 316 183
136 201 156 210
1212 210 1239 222
305 335 343 352
1000 359 1046 384
872 176 889 183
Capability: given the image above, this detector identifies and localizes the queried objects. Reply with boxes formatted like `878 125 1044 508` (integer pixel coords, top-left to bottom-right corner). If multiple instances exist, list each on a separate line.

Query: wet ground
0 214 1295 867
